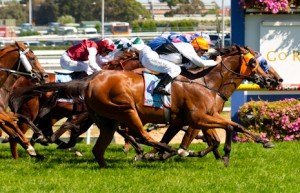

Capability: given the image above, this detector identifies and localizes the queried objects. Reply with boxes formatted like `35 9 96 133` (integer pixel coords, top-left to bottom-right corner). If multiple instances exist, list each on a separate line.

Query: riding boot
153 74 173 95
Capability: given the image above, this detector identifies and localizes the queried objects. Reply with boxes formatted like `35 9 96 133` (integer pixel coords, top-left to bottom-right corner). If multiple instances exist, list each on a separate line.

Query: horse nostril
265 78 271 82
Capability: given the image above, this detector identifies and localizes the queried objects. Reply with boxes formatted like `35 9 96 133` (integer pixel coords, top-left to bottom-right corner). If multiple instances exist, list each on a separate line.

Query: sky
137 0 231 7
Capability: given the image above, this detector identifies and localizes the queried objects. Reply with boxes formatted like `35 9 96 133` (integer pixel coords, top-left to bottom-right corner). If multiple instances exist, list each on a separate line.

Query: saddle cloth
143 71 171 108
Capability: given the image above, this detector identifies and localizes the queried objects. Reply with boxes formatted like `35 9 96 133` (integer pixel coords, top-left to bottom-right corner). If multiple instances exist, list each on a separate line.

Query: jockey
60 38 116 75
142 36 222 95
128 37 181 96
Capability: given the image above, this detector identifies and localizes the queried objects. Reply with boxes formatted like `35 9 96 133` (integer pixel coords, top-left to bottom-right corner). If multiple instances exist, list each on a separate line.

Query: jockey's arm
87 47 101 71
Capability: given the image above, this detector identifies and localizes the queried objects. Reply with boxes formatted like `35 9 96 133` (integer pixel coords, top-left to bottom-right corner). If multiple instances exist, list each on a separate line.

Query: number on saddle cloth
143 71 171 108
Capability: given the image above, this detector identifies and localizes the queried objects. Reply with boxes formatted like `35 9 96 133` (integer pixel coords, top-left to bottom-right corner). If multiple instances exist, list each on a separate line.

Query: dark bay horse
0 41 47 158
13 45 276 167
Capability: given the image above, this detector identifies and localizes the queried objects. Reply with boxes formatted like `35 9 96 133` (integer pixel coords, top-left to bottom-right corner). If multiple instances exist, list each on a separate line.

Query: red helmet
97 38 116 53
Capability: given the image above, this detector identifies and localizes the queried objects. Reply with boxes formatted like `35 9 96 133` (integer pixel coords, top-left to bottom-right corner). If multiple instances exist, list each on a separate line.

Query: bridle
178 45 260 101
0 45 43 81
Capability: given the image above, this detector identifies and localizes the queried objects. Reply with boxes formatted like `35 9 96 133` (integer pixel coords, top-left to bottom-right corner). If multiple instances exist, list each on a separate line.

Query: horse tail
9 80 89 113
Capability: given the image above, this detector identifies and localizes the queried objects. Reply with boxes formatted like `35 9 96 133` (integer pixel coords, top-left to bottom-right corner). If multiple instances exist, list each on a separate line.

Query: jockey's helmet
191 36 210 51
115 38 135 51
130 37 145 51
97 38 116 53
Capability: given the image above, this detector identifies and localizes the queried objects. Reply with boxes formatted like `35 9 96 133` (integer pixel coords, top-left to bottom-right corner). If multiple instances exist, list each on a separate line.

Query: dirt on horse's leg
92 117 116 168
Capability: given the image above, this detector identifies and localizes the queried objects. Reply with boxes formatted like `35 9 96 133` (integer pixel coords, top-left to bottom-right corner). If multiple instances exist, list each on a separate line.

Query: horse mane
0 44 17 58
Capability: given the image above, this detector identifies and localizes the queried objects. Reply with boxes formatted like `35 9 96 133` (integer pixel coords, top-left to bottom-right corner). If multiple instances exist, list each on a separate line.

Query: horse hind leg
92 115 117 168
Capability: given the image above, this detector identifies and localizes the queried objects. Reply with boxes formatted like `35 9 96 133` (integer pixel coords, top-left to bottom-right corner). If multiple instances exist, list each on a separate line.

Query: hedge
237 98 300 142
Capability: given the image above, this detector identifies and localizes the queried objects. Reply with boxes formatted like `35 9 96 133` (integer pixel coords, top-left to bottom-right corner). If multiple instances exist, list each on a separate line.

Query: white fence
35 50 64 72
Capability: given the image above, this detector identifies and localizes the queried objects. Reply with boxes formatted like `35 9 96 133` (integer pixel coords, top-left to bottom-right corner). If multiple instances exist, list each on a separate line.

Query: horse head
220 45 277 90
243 46 283 89
15 41 49 83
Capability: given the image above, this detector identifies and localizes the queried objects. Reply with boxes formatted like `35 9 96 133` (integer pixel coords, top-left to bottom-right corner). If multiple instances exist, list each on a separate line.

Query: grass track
0 142 299 193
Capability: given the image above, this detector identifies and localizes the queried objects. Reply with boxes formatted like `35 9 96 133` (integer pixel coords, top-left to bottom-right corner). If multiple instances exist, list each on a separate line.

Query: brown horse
10 51 144 155
0 41 47 158
13 45 276 167
153 46 283 160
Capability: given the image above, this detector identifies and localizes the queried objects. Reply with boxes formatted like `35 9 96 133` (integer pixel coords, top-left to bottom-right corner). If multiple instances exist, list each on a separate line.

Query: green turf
0 142 299 193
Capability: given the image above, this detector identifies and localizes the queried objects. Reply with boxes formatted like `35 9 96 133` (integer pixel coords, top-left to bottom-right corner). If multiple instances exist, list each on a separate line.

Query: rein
177 46 258 101
0 68 36 78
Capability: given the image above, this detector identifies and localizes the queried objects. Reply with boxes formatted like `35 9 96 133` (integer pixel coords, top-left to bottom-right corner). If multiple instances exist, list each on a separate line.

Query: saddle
55 71 88 80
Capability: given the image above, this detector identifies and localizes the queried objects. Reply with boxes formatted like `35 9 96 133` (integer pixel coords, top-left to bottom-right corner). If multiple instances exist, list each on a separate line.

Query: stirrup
153 87 170 96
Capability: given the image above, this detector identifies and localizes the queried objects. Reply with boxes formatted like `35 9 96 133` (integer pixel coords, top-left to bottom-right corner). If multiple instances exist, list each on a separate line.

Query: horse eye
248 58 256 67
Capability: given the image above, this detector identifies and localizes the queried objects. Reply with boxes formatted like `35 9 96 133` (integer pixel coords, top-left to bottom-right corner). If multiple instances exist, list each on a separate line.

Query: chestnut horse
10 51 144 155
151 46 283 160
0 41 47 158
13 45 276 167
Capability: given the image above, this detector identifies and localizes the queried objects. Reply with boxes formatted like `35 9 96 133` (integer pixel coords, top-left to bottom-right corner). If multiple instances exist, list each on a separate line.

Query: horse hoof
134 154 144 161
222 156 230 167
263 141 275 148
75 151 83 157
143 152 156 160
1 137 9 143
123 147 130 154
26 145 37 156
177 148 189 157
187 150 198 157
161 151 176 160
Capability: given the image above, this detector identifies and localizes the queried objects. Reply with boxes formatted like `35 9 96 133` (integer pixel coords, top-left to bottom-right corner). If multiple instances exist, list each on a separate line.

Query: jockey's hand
216 55 222 64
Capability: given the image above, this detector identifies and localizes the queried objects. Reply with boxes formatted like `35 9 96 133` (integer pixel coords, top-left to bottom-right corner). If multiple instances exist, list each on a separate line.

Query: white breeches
141 49 181 79
60 52 94 75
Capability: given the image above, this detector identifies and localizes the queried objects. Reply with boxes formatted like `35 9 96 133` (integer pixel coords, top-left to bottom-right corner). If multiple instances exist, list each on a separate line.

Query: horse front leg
223 126 233 167
234 124 275 148
144 121 183 160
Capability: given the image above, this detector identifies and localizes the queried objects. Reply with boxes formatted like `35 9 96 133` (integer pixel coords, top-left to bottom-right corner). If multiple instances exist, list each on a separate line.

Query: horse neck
203 54 245 100
0 49 19 87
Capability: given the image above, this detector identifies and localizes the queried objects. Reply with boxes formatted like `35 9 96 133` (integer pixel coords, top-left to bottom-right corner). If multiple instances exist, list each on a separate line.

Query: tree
0 2 28 25
55 0 150 24
57 15 75 25
35 0 59 25
160 0 205 16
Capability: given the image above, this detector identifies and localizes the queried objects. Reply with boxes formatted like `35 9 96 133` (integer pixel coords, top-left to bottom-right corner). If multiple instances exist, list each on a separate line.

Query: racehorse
0 41 47 158
9 51 144 155
12 45 277 167
151 46 283 160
